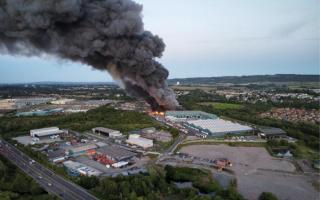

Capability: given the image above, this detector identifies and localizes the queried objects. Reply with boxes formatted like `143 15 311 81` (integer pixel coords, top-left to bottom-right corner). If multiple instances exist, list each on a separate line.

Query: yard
180 144 319 200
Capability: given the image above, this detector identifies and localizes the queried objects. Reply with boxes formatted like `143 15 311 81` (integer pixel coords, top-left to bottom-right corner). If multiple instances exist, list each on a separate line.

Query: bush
77 176 99 190
192 179 221 193
165 165 207 182
259 192 278 200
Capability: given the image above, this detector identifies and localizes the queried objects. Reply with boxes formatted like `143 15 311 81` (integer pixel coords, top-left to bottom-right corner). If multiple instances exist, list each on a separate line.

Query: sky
0 0 319 83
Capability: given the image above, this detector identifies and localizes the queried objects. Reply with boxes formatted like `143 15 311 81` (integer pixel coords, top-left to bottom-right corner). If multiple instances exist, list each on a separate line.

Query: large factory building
166 111 253 137
63 160 102 177
65 144 97 157
94 145 137 168
165 111 218 122
92 127 122 138
185 119 253 137
126 134 153 149
30 127 64 139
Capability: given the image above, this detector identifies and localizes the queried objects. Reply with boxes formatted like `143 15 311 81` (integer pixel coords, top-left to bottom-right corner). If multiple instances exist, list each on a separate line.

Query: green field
287 82 320 90
199 102 244 110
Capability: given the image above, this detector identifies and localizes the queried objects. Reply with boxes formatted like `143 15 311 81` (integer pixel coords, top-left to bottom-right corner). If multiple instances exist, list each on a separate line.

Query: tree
100 178 118 197
0 191 19 200
119 181 131 198
30 182 45 195
11 173 31 194
128 192 137 200
0 160 7 178
221 186 246 200
77 176 99 190
213 196 224 200
259 192 278 200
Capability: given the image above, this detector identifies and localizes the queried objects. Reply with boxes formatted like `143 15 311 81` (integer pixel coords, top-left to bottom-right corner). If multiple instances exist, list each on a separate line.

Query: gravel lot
180 144 319 200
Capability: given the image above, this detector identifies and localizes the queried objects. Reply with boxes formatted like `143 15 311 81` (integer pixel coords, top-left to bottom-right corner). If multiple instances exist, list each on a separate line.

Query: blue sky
0 0 319 83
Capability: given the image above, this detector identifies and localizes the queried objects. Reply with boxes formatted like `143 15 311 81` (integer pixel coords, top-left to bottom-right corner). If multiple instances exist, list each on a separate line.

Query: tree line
0 155 57 200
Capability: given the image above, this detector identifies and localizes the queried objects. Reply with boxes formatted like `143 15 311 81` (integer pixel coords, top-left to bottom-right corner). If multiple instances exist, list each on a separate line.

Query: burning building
0 0 179 111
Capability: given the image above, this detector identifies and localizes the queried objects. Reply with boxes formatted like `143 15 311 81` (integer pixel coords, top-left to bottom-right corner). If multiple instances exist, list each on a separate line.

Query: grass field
171 85 216 92
199 102 244 110
287 82 320 90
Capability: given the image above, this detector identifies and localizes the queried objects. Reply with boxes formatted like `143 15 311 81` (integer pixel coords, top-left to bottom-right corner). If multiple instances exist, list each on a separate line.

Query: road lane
0 139 99 200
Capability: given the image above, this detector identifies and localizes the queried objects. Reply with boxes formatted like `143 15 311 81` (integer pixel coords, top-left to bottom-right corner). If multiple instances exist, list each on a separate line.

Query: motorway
0 139 99 200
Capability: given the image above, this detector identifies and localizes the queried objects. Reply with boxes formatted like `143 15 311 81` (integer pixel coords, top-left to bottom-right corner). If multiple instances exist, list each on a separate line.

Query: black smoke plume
0 0 179 110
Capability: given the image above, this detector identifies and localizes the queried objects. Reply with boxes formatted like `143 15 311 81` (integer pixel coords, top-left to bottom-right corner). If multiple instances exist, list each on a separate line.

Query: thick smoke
0 0 179 110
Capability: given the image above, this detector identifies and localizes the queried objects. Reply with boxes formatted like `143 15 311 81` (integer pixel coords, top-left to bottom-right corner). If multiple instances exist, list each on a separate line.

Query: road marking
2 142 96 200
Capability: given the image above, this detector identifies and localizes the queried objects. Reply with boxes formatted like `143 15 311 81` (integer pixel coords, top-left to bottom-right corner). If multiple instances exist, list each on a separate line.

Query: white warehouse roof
30 127 64 137
126 135 153 149
186 119 252 135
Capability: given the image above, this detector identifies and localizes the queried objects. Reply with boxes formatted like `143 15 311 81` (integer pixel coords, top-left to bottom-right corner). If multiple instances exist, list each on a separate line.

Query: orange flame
149 111 165 116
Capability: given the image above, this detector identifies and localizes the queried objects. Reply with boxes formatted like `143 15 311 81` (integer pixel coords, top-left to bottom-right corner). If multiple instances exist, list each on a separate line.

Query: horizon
0 1 319 199
0 0 319 83
0 73 318 84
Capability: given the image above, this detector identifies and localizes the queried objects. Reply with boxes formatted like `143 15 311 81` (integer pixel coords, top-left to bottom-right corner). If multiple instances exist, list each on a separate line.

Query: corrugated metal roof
97 145 136 161
69 144 97 153
30 127 64 137
258 127 286 135
93 127 120 133
126 137 153 148
187 119 252 134
166 111 218 119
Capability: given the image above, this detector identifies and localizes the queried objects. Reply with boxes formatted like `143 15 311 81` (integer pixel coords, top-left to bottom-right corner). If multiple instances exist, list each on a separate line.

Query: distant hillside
0 81 116 86
168 74 320 85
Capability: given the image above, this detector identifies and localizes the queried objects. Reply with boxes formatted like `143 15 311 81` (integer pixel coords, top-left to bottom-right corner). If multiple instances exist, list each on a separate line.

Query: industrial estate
0 76 319 200
10 109 256 178
0 0 319 198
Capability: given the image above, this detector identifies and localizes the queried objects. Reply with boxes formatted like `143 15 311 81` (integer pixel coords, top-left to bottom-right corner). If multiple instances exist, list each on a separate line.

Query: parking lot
74 155 150 176
180 144 319 200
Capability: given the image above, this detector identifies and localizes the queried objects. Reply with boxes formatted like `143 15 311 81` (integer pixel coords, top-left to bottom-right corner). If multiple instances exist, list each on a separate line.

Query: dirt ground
180 144 319 200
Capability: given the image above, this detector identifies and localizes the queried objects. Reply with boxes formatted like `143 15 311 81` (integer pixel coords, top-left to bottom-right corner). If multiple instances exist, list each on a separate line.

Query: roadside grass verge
175 140 267 153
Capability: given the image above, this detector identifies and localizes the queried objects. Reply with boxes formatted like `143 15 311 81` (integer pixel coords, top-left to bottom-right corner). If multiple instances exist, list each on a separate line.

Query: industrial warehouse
63 160 102 177
126 134 154 149
166 110 253 137
30 127 64 139
165 111 218 122
185 119 253 137
12 125 160 177
94 145 137 168
92 127 123 138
